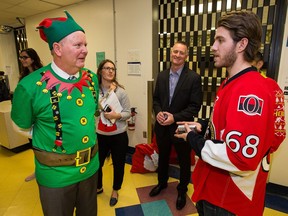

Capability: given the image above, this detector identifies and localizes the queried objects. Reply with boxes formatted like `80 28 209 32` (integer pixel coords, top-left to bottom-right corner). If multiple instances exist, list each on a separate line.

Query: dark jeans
196 200 236 216
97 132 128 190
38 171 98 216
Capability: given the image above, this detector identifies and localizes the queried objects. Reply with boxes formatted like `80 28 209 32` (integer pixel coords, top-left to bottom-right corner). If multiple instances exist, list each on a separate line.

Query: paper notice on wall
5 66 11 75
127 62 141 76
127 49 141 76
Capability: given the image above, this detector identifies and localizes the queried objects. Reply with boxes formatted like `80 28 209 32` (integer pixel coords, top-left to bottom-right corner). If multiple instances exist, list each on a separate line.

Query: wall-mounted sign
96 52 105 68
127 49 141 76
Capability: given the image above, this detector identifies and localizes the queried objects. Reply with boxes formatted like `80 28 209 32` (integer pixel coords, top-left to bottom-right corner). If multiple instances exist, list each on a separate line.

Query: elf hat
37 11 84 50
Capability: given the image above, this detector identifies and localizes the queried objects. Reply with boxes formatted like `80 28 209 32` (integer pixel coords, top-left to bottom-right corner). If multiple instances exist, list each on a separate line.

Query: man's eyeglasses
19 56 30 60
102 67 116 72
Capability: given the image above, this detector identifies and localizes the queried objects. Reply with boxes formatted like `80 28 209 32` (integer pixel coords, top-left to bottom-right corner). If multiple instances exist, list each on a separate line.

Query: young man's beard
224 48 237 68
215 44 237 68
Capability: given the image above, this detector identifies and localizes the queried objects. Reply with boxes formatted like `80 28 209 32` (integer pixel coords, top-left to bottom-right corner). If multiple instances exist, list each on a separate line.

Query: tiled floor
0 146 287 216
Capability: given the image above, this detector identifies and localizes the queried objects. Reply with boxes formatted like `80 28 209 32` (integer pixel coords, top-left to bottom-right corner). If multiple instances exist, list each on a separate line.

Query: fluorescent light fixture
159 32 171 35
181 0 241 15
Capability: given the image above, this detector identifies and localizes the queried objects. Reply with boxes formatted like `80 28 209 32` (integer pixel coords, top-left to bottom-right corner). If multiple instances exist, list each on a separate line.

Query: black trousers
38 171 98 216
97 132 129 190
156 131 191 194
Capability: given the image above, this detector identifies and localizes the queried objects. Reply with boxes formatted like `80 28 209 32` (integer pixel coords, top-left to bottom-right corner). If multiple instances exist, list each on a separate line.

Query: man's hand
177 121 202 133
174 121 202 141
157 111 174 126
174 131 188 141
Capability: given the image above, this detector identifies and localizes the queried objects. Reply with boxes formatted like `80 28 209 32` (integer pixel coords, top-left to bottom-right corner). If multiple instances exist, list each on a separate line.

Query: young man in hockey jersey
175 11 286 216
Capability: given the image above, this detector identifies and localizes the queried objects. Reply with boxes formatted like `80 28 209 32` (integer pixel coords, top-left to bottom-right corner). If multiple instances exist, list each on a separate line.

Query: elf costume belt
33 145 98 167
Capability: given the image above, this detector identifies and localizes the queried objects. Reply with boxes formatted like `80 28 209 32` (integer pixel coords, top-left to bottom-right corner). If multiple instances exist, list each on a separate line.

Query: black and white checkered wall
158 0 279 119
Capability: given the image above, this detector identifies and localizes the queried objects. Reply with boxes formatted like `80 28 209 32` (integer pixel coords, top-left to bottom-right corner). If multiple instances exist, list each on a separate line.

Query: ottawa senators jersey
188 67 286 216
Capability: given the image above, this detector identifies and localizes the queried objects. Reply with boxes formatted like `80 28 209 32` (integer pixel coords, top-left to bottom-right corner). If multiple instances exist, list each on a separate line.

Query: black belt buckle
75 147 91 166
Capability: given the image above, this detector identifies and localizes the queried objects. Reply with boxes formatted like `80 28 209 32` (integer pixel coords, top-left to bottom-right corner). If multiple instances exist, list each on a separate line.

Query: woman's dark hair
97 59 124 89
19 48 43 80
255 51 263 62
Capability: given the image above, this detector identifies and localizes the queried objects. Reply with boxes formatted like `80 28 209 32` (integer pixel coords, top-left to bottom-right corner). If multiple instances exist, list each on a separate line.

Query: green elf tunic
11 64 99 188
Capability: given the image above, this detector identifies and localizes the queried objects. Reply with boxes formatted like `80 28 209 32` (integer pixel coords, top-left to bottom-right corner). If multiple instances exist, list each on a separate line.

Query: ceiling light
0 25 13 34
182 0 241 15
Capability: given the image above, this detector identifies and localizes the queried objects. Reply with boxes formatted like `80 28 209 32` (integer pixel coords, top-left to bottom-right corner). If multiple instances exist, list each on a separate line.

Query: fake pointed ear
237 38 249 53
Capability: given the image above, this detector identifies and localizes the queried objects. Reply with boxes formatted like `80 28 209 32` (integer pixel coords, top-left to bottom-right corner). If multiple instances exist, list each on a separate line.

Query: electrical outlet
143 131 147 138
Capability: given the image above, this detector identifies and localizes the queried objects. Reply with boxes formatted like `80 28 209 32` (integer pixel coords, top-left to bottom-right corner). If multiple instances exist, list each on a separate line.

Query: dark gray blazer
153 63 203 137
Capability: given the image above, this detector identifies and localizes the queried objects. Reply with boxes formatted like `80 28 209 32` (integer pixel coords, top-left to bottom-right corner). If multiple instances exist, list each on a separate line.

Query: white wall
25 0 115 73
269 10 288 186
0 32 19 91
115 0 153 146
25 0 152 147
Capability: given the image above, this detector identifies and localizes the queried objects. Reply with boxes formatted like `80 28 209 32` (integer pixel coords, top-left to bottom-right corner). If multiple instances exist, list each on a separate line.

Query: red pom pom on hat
37 17 67 42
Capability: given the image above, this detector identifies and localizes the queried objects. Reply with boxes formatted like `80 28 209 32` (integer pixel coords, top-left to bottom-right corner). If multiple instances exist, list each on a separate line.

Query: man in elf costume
11 11 99 216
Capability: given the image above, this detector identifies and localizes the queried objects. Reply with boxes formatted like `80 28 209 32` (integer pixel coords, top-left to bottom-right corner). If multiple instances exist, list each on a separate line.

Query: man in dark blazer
150 41 203 210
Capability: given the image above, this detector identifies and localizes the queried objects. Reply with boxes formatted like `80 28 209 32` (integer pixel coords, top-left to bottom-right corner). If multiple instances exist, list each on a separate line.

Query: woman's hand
104 108 120 120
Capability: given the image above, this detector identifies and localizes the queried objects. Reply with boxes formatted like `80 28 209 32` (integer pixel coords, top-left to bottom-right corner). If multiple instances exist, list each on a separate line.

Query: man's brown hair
217 11 262 62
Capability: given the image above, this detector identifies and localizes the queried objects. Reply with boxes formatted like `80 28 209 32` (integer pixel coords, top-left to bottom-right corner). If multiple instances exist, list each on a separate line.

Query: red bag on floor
130 138 159 173
130 135 195 174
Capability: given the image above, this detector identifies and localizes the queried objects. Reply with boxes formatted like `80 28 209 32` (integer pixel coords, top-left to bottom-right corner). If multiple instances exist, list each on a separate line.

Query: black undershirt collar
223 66 258 87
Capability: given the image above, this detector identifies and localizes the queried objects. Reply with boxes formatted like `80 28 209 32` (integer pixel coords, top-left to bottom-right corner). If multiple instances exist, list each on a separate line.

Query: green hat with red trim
37 11 84 50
